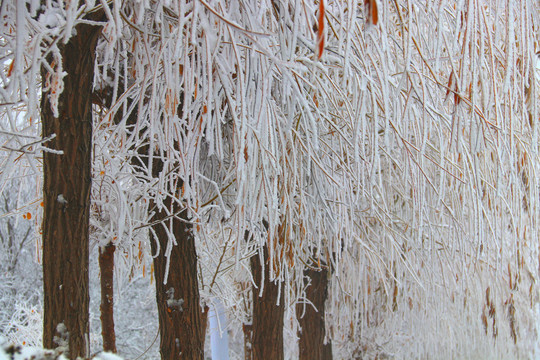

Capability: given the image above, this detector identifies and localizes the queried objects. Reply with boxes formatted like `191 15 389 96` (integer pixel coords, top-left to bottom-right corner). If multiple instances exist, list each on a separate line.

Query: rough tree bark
249 244 285 360
297 266 332 360
99 242 117 353
150 192 204 360
41 17 101 358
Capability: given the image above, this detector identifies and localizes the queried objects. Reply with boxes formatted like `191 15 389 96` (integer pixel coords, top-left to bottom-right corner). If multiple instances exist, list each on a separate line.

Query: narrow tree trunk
250 245 284 360
41 19 101 358
297 266 332 360
242 322 253 360
201 304 209 345
99 242 117 353
150 194 204 360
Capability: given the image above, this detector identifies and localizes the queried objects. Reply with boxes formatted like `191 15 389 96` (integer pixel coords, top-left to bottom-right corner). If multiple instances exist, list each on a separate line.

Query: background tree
92 2 213 357
98 242 116 353
297 261 332 360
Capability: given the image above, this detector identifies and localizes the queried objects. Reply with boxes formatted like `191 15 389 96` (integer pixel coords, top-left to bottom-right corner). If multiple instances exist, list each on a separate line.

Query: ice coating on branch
38 8 65 30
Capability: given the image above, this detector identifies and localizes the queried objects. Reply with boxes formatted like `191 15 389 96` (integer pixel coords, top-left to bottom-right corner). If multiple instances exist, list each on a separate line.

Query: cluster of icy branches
1 0 539 357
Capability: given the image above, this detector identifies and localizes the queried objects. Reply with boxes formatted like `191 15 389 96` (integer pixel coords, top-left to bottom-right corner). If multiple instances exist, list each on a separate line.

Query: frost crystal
53 322 69 354
57 194 68 204
166 288 184 311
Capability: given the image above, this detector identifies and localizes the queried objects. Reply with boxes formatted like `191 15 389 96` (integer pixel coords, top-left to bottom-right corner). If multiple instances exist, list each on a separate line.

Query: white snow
209 299 229 360
93 352 124 360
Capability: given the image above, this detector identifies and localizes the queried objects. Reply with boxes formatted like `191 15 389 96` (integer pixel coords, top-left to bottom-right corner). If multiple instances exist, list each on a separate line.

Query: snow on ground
0 337 123 360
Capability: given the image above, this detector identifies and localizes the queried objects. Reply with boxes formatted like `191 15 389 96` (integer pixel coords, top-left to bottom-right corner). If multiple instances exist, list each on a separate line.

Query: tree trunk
41 19 101 359
242 322 253 360
250 245 284 360
297 266 332 360
201 304 209 345
150 195 204 360
99 242 117 353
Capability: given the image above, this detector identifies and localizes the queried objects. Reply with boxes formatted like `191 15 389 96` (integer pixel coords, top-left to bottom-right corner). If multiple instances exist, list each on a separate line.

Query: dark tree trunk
297 266 332 360
250 245 284 360
150 194 204 360
41 19 101 359
99 242 117 353
242 322 253 360
201 304 209 343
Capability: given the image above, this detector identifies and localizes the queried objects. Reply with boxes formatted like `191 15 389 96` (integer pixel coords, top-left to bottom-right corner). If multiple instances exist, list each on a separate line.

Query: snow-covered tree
1 0 539 359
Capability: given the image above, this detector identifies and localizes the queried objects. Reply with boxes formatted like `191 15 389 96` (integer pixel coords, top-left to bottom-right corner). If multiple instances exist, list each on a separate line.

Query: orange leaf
165 91 170 111
370 0 378 25
317 0 325 59
26 212 31 220
365 0 378 25
445 71 454 100
7 60 14 77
